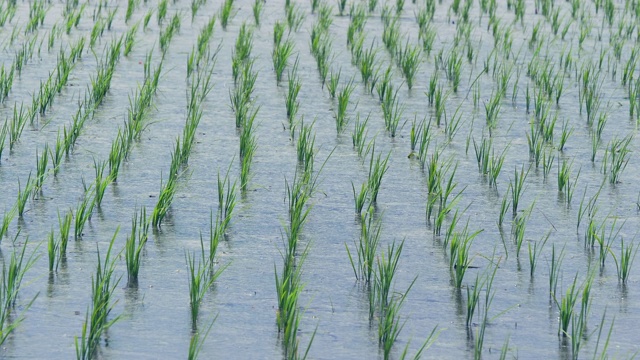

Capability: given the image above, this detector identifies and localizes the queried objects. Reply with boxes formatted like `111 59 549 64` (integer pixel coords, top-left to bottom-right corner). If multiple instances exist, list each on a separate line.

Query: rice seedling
285 63 301 121
347 209 381 283
0 208 15 240
188 315 216 360
216 165 237 235
377 275 414 359
239 107 258 191
219 0 235 30
159 13 182 54
555 274 579 337
604 135 632 184
433 85 447 127
612 239 638 284
286 3 305 32
157 0 167 25
74 188 95 239
381 86 404 137
75 231 121 360
335 78 356 133
558 120 573 152
47 229 59 273
272 38 295 83
450 222 482 288
382 17 400 56
367 148 391 205
549 244 565 299
510 165 528 217
8 104 28 151
528 232 550 279
512 204 532 258
352 113 371 158
0 65 15 103
125 207 149 287
123 23 138 56
16 174 35 217
143 8 153 30
93 160 111 208
58 209 72 256
253 0 263 26
498 190 510 228
186 247 216 330
34 144 49 191
296 120 315 177
327 69 340 98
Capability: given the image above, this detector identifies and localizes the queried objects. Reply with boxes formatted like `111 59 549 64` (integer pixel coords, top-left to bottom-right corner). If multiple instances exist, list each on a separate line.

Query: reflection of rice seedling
613 239 638 284
125 207 149 287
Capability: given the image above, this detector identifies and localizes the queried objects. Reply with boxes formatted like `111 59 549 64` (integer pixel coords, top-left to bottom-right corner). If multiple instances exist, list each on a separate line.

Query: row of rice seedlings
125 207 149 287
75 231 121 360
0 239 38 346
152 62 215 228
310 15 333 86
159 13 182 54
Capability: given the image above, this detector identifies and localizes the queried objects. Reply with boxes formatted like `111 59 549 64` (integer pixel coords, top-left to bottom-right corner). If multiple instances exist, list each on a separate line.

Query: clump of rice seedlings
125 0 137 23
58 209 72 256
285 61 301 121
8 104 28 151
450 221 482 288
335 77 357 133
157 0 167 25
219 0 235 30
352 180 369 214
152 169 178 228
216 165 237 236
34 144 49 191
159 13 182 54
273 37 295 83
510 165 528 217
555 274 579 337
347 209 381 283
433 165 463 236
0 208 15 239
396 40 421 89
357 42 378 92
382 17 400 56
375 241 414 358
297 120 316 177
443 48 463 93
432 84 447 127
286 3 305 32
253 0 264 26
367 147 391 205
603 135 632 184
47 229 59 273
89 18 106 49
310 21 332 85
25 0 48 33
16 174 35 217
90 38 123 107
123 23 139 56
337 0 348 16
230 60 257 128
512 204 532 258
558 120 572 152
528 232 549 279
613 239 638 284
75 231 121 360
93 160 111 208
74 188 96 239
0 65 15 103
484 89 502 131
186 244 218 330
125 207 149 287
549 244 565 299
352 113 371 158
381 86 404 137
326 68 340 98
143 8 153 30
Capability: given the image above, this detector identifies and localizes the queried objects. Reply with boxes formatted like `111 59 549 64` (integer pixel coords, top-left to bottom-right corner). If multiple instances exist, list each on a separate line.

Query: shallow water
0 0 639 359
